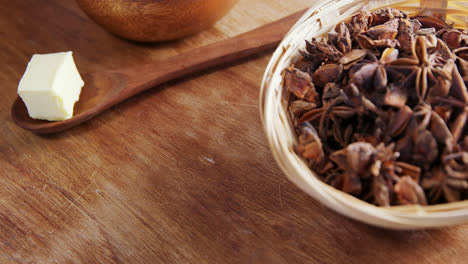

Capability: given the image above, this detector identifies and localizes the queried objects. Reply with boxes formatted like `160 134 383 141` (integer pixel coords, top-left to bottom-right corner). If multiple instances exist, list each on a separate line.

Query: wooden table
1 0 468 263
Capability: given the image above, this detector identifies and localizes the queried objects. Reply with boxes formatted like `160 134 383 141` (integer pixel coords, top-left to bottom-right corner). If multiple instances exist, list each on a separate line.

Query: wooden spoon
11 9 306 134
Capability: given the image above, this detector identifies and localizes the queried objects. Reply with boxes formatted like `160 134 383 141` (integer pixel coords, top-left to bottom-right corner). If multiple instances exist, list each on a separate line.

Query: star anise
289 100 317 116
390 35 451 102
329 142 375 195
338 49 368 69
454 47 468 82
345 10 372 37
356 28 399 54
298 83 357 147
414 15 449 31
283 67 320 104
285 7 468 206
429 65 468 147
328 22 353 54
371 7 405 26
370 143 400 206
437 28 468 50
386 105 413 138
395 176 428 205
350 47 398 93
393 17 422 54
421 163 468 203
295 122 325 169
295 39 344 74
311 63 344 88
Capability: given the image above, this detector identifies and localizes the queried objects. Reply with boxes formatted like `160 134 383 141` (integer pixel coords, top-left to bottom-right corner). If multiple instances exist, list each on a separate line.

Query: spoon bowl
12 72 126 133
11 9 306 134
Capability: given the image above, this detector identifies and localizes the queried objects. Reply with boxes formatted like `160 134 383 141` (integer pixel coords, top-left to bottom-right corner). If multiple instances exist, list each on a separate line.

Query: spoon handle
115 9 306 101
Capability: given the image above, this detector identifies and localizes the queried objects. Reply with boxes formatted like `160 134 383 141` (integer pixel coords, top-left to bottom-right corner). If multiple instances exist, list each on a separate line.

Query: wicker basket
260 0 468 229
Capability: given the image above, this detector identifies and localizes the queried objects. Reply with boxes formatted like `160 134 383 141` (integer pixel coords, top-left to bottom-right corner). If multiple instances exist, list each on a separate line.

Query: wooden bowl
260 0 468 229
75 0 238 42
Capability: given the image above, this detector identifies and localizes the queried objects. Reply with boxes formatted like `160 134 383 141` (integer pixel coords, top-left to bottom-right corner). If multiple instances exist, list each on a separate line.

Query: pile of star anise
285 7 468 206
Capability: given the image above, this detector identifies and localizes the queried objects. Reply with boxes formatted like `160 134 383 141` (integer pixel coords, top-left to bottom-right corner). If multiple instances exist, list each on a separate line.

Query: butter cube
18 51 84 121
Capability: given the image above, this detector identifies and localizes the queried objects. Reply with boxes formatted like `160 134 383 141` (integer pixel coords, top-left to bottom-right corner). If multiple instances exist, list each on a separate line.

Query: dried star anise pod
295 122 326 170
390 35 451 102
438 28 468 50
283 67 319 104
395 176 428 205
350 47 398 93
284 7 468 206
329 22 353 54
415 15 449 31
396 18 422 54
371 7 405 26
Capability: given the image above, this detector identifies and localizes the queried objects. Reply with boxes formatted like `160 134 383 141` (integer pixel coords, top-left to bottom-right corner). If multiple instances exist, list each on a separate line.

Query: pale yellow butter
18 51 84 121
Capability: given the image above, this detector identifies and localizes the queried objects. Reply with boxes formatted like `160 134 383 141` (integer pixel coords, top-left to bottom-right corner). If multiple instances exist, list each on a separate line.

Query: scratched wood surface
1 0 468 263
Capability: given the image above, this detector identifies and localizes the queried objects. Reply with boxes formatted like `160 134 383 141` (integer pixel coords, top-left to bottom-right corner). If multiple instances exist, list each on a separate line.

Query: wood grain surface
1 0 468 263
